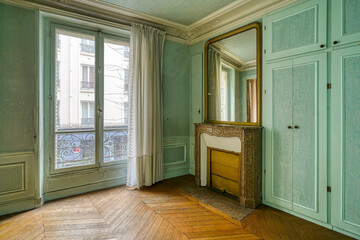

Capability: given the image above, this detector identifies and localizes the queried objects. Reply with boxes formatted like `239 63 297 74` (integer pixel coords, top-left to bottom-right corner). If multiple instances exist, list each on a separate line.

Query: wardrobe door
263 0 327 60
331 0 360 47
292 53 327 222
331 46 360 235
264 60 293 210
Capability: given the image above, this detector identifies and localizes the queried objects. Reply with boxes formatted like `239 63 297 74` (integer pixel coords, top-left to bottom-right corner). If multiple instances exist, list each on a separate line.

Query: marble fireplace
195 123 262 208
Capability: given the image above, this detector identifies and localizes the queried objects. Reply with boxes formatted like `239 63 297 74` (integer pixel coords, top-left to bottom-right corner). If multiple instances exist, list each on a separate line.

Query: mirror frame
204 22 262 126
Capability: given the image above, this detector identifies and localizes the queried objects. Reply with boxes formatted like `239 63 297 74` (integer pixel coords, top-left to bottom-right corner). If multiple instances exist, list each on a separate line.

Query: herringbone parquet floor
0 175 354 240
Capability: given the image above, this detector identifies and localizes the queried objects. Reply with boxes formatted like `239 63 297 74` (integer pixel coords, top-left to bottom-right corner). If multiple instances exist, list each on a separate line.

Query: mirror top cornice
204 22 262 126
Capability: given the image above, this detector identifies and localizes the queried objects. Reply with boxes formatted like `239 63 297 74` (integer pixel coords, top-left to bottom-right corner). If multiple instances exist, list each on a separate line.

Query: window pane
55 29 95 130
81 102 88 118
103 39 129 128
89 66 95 83
55 28 96 170
55 132 95 169
103 38 129 162
82 65 88 82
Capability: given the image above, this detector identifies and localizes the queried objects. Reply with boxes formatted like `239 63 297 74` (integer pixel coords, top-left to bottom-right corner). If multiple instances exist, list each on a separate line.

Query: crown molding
76 0 189 29
188 0 299 44
212 42 246 67
2 0 298 45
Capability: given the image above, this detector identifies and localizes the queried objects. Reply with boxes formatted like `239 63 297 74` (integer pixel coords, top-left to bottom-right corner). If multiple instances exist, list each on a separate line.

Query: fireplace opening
207 147 241 198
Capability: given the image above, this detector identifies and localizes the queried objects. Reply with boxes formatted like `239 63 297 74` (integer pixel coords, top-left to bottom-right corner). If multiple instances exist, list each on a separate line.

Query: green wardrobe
263 0 360 237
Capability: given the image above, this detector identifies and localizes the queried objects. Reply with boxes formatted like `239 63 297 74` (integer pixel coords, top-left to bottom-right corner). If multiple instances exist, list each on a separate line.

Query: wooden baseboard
44 177 126 202
0 198 35 216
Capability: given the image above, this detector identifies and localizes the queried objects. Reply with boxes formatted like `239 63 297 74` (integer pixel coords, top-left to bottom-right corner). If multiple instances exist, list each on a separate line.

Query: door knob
294 125 299 129
288 126 293 129
320 44 325 48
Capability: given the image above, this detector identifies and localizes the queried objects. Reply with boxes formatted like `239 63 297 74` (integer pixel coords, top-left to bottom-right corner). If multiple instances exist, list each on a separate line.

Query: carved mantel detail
195 123 262 208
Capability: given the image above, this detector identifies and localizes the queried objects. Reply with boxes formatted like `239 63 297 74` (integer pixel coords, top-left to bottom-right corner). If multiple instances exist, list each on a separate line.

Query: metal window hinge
327 83 332 89
327 186 331 192
98 67 102 75
264 49 267 54
264 169 266 174
48 95 52 101
264 26 267 30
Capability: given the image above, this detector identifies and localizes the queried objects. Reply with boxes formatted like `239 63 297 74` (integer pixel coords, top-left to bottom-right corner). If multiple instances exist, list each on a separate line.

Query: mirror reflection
207 25 259 124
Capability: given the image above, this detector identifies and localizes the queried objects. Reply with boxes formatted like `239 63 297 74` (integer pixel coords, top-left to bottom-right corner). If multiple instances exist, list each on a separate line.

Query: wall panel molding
163 137 190 179
0 152 35 214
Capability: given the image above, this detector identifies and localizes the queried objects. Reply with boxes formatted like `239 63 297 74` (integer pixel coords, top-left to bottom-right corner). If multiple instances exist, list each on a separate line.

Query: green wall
163 40 190 138
0 3 36 153
0 3 38 215
162 40 191 178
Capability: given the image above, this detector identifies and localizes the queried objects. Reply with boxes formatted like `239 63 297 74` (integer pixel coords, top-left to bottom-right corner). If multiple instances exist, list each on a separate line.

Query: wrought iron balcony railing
80 43 95 54
81 81 95 89
55 127 128 168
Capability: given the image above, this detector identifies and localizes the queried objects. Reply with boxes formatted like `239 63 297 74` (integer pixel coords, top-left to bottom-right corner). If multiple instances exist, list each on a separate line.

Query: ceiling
99 0 237 26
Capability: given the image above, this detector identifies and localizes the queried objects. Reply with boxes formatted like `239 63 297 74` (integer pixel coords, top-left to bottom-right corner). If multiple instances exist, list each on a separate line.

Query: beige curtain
246 78 257 122
208 48 221 120
127 23 166 188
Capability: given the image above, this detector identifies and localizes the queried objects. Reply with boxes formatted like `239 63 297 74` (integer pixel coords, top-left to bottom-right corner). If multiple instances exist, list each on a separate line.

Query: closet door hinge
264 26 267 31
264 49 267 54
327 186 331 192
327 83 332 89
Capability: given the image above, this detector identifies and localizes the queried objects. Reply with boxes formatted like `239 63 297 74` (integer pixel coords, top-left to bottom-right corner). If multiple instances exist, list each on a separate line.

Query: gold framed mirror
204 22 262 126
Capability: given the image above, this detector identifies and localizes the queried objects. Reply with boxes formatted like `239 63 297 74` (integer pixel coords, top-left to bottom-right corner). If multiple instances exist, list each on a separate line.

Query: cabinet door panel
293 63 316 211
272 67 293 203
264 0 327 60
332 47 360 235
272 8 315 53
331 0 360 46
292 53 327 222
264 60 293 209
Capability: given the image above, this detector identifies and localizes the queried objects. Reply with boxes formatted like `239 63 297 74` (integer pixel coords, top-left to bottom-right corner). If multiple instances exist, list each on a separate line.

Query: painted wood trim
164 144 187 166
44 177 126 201
163 137 190 179
0 198 35 216
0 152 35 204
